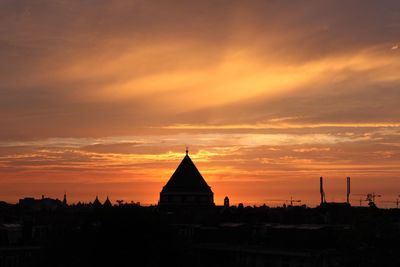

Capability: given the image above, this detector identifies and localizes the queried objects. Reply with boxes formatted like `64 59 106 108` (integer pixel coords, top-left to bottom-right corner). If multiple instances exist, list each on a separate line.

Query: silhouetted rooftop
93 196 102 207
104 196 112 207
162 154 212 193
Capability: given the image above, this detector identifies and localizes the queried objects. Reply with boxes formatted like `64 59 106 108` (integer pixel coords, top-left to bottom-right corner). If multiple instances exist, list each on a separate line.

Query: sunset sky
1 0 400 207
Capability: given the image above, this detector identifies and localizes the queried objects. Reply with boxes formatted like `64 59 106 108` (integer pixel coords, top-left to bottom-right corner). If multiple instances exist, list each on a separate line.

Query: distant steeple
62 192 67 206
93 195 102 207
224 196 230 208
104 196 112 207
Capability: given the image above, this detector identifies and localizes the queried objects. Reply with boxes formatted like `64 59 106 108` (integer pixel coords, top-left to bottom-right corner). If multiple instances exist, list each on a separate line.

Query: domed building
159 149 214 210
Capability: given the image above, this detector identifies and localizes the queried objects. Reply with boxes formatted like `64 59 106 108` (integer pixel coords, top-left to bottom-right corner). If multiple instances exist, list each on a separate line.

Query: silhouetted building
159 149 214 210
104 196 112 207
224 196 230 208
93 196 102 208
62 193 67 206
18 197 63 211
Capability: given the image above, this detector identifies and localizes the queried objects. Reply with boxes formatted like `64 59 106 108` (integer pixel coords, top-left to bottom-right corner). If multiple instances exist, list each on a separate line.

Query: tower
224 196 230 208
320 176 325 205
104 196 112 207
346 176 351 204
62 192 67 206
93 195 102 207
159 149 214 210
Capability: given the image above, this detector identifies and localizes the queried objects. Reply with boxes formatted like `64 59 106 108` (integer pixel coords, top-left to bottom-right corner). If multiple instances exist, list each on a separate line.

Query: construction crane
380 198 399 209
263 197 302 207
352 196 367 207
353 193 382 207
287 196 302 206
380 195 400 209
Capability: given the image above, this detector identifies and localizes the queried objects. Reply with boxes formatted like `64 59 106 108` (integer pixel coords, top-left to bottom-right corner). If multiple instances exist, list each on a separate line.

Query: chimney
320 176 325 205
346 177 351 204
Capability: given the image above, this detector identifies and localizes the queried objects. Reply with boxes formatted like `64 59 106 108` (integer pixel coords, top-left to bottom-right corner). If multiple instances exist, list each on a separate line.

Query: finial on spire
186 146 189 155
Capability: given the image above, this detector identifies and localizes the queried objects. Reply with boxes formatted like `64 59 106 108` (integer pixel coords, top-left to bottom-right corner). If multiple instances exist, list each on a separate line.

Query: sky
1 0 400 207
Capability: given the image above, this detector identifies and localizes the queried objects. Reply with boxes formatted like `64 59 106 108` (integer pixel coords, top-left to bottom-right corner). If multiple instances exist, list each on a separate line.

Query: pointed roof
62 193 67 206
162 151 212 193
93 195 102 207
103 196 112 207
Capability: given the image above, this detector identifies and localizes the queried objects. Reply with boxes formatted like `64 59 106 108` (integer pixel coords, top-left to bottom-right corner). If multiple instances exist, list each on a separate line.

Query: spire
63 192 67 206
93 195 102 207
185 146 189 156
104 196 112 207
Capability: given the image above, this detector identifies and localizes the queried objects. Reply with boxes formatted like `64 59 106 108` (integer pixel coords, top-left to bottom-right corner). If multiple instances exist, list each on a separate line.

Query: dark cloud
1 1 400 135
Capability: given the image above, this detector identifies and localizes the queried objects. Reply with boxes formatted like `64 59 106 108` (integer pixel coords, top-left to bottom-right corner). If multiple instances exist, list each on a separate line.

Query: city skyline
1 1 400 207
